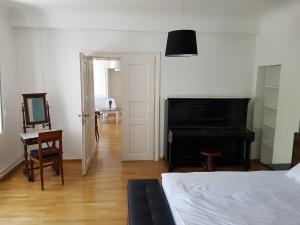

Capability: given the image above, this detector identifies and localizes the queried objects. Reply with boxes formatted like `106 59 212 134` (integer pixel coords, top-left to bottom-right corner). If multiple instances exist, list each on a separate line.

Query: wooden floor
0 118 268 225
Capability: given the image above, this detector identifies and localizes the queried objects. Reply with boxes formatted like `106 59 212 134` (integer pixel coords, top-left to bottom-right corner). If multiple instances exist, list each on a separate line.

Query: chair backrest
105 98 117 109
38 130 63 159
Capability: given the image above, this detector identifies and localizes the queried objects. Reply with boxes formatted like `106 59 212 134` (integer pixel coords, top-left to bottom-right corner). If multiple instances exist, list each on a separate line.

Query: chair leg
40 162 44 190
207 156 212 172
199 157 207 172
207 157 213 172
30 159 34 181
60 157 64 186
55 160 60 175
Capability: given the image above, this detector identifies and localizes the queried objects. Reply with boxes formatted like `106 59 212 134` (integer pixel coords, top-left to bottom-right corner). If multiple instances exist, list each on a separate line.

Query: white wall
94 98 106 110
0 4 23 178
11 7 259 34
255 0 300 163
13 27 256 159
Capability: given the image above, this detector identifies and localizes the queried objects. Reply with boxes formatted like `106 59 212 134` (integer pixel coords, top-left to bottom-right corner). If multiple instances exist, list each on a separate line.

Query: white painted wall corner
0 152 24 180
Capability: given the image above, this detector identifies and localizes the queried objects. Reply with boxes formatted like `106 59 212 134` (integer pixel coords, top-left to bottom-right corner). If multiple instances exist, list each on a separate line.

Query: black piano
164 98 255 171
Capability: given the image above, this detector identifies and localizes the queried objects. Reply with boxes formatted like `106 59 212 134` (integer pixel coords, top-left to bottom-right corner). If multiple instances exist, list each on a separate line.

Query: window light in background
93 59 108 98
109 60 121 72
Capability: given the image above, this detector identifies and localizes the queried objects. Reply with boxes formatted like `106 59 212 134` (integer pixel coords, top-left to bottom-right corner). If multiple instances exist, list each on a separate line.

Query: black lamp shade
165 30 198 57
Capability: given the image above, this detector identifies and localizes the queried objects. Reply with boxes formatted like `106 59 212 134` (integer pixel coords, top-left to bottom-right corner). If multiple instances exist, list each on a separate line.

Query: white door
80 53 96 175
122 55 156 160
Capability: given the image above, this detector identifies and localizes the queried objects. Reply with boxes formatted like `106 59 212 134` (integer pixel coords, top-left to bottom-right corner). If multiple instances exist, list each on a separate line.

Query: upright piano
164 98 255 171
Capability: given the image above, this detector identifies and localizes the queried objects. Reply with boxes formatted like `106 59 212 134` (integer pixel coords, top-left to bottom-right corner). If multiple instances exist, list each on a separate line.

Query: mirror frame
22 93 49 125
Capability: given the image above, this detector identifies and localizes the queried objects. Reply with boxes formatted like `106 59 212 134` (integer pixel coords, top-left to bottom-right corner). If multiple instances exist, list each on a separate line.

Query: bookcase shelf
265 86 279 89
262 140 274 149
264 122 276 129
264 105 277 111
260 65 281 164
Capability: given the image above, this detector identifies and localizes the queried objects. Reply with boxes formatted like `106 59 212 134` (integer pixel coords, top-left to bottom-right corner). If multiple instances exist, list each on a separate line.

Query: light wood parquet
0 117 268 225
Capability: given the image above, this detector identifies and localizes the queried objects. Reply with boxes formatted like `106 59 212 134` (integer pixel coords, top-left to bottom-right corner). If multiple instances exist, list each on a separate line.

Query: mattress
162 171 300 225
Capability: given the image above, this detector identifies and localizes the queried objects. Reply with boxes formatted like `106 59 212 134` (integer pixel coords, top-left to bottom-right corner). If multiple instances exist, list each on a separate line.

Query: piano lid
163 96 252 100
167 98 250 129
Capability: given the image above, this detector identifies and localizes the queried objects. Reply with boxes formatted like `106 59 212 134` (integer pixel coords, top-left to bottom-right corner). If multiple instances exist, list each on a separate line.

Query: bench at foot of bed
127 179 175 225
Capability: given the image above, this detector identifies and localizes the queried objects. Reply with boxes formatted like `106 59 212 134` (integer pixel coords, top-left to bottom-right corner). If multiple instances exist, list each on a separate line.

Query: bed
128 164 300 225
128 135 300 225
162 170 300 225
160 138 300 225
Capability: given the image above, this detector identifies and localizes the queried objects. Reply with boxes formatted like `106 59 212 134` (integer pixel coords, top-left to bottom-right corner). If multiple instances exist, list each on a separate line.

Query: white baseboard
0 154 24 180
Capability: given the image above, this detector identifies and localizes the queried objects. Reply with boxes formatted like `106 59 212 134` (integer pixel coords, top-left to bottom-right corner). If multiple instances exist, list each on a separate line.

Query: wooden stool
200 148 222 172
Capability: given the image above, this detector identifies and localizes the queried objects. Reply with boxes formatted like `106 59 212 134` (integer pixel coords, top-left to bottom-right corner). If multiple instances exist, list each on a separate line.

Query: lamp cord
179 0 187 14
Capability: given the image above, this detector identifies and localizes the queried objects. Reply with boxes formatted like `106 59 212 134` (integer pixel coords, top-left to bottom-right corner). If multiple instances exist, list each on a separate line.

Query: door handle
78 114 85 125
78 114 90 117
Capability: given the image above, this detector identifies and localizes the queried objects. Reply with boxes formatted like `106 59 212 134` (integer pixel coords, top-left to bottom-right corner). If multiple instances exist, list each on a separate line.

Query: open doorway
93 58 123 155
80 52 160 175
94 58 122 125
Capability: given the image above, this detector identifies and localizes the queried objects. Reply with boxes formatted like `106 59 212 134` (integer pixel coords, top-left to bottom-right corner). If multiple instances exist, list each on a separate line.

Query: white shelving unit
260 65 281 164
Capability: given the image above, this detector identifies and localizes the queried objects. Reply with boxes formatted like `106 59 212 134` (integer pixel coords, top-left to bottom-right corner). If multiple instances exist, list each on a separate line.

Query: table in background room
97 107 121 124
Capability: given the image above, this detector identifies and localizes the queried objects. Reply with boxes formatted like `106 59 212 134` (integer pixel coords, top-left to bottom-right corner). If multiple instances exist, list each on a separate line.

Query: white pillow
286 163 300 183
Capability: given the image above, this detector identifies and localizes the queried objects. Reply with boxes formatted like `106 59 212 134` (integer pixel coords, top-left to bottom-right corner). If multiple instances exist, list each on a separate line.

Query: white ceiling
10 0 291 18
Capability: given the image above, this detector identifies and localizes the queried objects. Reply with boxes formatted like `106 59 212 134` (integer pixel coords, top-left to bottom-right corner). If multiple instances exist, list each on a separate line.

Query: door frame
85 51 161 161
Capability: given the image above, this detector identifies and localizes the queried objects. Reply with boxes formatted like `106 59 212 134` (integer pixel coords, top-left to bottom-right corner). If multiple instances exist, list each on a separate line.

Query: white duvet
162 171 300 225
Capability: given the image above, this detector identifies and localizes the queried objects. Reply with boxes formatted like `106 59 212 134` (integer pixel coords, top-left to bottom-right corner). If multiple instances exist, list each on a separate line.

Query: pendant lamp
165 29 198 57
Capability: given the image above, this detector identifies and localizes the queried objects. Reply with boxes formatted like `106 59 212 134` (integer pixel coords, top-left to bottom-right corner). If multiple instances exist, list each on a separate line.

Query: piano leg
168 142 174 172
244 141 251 171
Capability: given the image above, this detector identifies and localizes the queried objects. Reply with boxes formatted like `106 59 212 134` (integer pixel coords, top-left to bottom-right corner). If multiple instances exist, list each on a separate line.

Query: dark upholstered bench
128 179 176 225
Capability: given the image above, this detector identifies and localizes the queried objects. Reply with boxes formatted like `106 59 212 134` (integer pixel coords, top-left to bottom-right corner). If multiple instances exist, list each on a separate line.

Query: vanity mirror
22 93 51 132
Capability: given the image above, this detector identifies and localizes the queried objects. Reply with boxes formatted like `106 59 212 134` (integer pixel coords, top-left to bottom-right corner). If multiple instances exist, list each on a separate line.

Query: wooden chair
29 130 64 190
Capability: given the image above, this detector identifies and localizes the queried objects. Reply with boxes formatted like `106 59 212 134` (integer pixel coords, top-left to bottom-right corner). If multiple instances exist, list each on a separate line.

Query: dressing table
20 93 53 181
